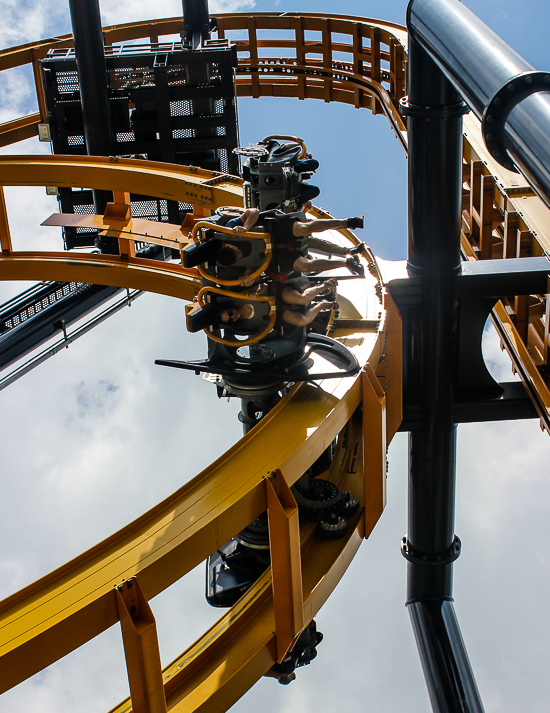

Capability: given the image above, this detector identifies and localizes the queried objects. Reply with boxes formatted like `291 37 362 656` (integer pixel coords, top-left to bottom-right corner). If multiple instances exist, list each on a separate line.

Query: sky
1 1 550 712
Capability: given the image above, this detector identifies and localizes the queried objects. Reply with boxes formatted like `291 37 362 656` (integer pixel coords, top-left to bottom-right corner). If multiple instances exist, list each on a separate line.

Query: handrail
191 221 273 287
197 285 277 347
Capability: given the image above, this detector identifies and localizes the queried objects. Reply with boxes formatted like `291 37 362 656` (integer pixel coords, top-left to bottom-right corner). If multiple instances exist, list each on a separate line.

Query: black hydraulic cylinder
403 13 485 712
408 0 550 209
68 0 114 214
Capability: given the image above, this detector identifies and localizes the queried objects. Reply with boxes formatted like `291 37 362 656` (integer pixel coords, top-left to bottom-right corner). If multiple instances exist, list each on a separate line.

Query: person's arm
240 266 264 287
300 278 337 301
242 283 268 298
282 300 335 327
232 208 260 237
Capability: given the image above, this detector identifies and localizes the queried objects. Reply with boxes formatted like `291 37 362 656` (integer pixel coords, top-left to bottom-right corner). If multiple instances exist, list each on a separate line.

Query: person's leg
308 236 350 256
293 255 364 277
294 158 319 173
293 255 347 273
293 219 346 237
292 216 365 237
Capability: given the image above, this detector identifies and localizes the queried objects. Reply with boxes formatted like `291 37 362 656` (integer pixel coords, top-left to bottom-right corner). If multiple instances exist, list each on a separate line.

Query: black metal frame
399 1 550 711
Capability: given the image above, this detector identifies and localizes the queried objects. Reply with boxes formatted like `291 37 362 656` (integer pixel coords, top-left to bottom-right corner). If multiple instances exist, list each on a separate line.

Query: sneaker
349 242 367 256
346 257 365 278
346 216 364 230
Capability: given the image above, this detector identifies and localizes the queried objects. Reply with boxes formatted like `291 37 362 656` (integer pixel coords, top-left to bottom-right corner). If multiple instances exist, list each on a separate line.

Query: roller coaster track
0 10 549 713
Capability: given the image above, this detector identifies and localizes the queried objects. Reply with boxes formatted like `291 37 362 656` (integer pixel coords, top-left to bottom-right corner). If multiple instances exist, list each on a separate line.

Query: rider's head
217 304 241 324
217 243 243 266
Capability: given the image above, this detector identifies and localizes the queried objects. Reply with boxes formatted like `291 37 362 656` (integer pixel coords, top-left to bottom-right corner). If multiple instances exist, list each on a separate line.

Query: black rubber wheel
317 513 348 540
339 491 360 517
236 514 270 549
293 479 341 520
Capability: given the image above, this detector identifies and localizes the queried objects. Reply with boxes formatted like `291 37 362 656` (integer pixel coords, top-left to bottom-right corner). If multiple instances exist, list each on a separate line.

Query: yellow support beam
0 156 243 210
0 374 363 694
362 368 387 539
116 578 167 713
265 471 304 663
0 187 12 253
0 252 202 303
42 214 191 251
0 114 40 148
108 421 368 713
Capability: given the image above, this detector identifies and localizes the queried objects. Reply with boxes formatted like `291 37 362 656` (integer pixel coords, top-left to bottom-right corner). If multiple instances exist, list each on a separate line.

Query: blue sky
1 2 550 713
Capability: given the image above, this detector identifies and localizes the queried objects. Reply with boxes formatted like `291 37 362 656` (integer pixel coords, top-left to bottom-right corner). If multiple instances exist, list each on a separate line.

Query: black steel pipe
405 28 462 606
182 0 211 50
409 601 484 713
68 0 114 215
404 17 485 712
408 0 550 208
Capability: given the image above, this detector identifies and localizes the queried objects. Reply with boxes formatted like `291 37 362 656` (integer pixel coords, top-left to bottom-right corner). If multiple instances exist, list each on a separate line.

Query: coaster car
183 220 272 286
237 134 319 212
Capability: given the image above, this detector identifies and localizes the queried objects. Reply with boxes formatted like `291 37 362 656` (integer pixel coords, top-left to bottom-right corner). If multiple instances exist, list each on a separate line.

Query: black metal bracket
388 256 550 421
399 96 469 118
401 535 461 565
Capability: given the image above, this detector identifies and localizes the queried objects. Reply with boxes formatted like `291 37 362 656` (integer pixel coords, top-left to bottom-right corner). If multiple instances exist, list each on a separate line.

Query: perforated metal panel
42 42 240 247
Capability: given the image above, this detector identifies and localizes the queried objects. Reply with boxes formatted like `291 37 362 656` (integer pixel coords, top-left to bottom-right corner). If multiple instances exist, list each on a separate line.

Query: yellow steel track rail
0 140 397 711
0 157 246 300
460 114 550 430
110 411 369 713
0 155 243 208
0 14 407 148
0 343 392 697
4 8 550 712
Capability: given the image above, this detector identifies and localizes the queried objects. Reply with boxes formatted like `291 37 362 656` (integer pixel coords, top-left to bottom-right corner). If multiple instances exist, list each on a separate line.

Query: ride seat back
186 302 218 333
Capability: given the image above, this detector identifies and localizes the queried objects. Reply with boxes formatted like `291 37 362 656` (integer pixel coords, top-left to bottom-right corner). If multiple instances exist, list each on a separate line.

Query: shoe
349 242 367 256
346 215 364 229
346 257 365 278
294 158 320 173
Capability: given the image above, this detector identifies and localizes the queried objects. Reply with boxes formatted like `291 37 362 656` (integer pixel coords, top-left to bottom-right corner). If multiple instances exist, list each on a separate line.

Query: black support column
182 0 211 50
402 13 485 713
68 0 114 216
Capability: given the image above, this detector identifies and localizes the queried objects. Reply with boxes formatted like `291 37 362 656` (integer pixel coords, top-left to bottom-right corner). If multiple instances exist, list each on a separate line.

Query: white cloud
100 0 256 27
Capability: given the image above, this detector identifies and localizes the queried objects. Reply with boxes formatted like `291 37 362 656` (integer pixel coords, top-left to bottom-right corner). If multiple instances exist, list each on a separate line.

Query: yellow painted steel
43 213 192 251
1 10 550 712
0 156 243 209
0 13 406 712
0 367 368 693
265 472 304 663
107 415 368 713
0 114 41 148
362 368 388 538
116 578 167 713
0 187 12 253
0 252 202 303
